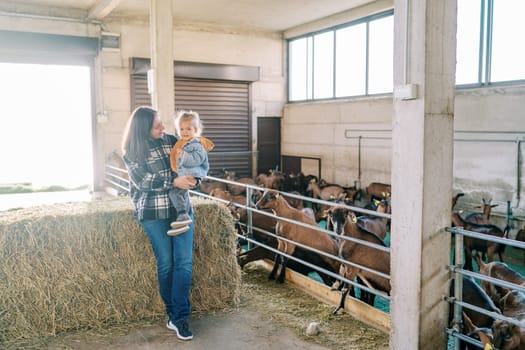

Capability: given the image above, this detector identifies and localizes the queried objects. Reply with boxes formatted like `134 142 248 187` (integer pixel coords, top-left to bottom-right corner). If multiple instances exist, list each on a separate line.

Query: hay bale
0 196 240 343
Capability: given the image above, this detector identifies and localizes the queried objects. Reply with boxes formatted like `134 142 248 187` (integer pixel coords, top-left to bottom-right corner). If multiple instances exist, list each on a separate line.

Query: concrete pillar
390 1 456 349
149 0 175 129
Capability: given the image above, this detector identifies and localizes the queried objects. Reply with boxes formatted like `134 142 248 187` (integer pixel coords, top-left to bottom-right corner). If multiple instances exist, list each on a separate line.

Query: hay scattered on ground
240 264 389 350
0 197 240 344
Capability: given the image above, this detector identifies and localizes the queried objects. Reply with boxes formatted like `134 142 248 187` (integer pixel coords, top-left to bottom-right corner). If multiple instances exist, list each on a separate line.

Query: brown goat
462 312 495 350
465 198 498 225
493 290 525 350
326 206 390 312
256 170 285 190
282 191 304 210
451 211 508 271
475 254 525 309
366 182 391 202
224 170 256 196
255 189 340 284
306 181 345 201
199 178 227 194
209 188 246 205
448 276 501 350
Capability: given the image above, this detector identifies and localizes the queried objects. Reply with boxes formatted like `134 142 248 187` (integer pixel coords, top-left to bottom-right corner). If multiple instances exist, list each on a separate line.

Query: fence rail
104 165 393 323
446 225 525 350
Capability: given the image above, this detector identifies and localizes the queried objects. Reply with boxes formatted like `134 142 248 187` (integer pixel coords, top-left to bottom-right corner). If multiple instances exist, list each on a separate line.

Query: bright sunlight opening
0 62 93 208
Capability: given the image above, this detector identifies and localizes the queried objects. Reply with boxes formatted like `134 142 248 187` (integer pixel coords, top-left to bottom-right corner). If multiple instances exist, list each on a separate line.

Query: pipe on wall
345 129 525 209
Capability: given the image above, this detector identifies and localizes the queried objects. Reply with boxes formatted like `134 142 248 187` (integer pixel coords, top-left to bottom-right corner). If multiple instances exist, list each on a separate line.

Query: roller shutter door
131 75 252 177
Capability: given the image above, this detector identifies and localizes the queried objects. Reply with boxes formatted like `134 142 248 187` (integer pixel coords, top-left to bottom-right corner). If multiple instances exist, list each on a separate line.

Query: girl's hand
173 176 196 190
176 149 184 157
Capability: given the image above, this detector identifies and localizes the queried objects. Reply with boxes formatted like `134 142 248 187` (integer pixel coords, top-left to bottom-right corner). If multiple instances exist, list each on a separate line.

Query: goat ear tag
484 344 493 350
351 215 357 223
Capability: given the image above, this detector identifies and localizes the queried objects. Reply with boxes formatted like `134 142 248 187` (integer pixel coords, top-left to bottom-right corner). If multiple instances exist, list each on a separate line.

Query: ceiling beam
87 0 122 20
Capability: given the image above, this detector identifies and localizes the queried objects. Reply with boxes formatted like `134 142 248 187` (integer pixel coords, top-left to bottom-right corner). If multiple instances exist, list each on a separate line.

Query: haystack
0 196 240 342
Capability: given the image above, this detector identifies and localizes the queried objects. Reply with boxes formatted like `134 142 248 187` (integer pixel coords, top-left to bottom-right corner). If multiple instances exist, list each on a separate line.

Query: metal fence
446 225 525 350
103 166 392 313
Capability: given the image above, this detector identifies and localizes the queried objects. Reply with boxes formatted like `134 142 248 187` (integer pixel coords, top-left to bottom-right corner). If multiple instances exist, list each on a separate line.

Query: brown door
257 117 281 174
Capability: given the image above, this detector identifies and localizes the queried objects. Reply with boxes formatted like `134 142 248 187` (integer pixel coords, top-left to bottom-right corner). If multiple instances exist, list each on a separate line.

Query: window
288 11 393 102
457 0 525 86
289 2 525 101
490 0 525 82
313 31 334 99
368 15 393 94
335 24 366 97
289 38 309 101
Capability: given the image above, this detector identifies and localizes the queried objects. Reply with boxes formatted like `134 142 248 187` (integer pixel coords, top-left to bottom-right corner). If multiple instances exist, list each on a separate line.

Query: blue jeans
141 212 194 322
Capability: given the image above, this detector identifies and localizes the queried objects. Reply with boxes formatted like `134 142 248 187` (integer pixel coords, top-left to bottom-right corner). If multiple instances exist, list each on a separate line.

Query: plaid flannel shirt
123 133 177 221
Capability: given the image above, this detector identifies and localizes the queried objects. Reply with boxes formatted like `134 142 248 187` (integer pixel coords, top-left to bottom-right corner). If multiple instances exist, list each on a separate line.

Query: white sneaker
167 225 189 236
170 213 192 228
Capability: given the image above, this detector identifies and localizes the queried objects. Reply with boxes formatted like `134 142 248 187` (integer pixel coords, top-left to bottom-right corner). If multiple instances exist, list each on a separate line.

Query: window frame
287 10 394 103
287 2 525 102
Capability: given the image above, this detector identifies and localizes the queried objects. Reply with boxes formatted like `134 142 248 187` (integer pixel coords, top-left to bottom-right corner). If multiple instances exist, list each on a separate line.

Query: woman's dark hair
121 106 156 162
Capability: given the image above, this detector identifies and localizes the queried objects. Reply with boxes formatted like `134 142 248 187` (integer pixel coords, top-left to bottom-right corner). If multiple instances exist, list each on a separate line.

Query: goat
492 290 525 350
448 276 501 350
209 188 246 205
355 199 390 241
256 169 285 190
461 312 495 350
475 254 525 309
199 178 227 194
232 197 336 286
282 191 304 210
366 182 391 202
465 198 498 225
224 170 256 196
282 171 306 194
451 211 508 271
326 206 390 312
255 189 340 284
306 180 345 202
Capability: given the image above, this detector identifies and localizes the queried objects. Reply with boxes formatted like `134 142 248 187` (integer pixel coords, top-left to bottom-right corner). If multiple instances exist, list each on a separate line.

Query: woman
121 106 196 341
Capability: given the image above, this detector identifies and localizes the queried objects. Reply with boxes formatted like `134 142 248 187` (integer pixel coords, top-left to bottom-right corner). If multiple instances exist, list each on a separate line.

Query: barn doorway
257 117 281 174
0 62 94 209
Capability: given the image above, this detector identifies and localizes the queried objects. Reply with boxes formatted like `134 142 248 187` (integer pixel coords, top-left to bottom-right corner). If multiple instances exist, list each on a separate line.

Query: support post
149 0 175 129
390 1 457 349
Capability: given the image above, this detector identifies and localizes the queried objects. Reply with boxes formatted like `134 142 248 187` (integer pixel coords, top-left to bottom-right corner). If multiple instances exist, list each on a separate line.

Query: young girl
168 110 214 236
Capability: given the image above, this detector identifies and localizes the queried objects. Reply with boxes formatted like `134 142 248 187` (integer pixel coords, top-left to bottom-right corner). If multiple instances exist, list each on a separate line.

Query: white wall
281 85 525 223
282 97 392 188
90 19 286 190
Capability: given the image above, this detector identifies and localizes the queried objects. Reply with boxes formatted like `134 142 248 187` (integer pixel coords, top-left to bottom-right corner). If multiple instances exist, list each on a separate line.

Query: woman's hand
173 176 196 190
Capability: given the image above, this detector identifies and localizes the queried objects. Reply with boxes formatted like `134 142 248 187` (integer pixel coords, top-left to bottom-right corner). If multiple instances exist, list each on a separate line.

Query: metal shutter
130 75 252 177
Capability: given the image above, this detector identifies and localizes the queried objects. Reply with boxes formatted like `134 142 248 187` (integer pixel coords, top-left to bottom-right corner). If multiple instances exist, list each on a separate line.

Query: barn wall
282 97 392 188
96 20 286 190
281 85 525 222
